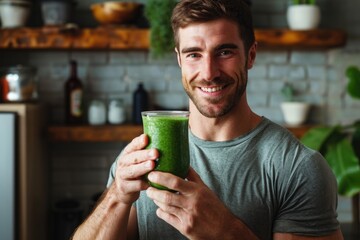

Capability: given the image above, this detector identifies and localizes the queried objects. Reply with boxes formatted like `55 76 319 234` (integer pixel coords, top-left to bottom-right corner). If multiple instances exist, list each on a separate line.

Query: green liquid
142 115 189 191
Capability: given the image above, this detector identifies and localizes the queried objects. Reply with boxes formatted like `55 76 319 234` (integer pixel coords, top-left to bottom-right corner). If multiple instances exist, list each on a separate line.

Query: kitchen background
1 0 360 238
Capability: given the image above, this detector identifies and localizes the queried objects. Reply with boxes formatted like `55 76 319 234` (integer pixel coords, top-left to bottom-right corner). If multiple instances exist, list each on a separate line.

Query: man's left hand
146 167 256 239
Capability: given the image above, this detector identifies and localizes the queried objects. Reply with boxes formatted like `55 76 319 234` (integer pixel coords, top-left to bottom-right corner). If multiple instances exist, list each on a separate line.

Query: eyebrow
181 43 239 54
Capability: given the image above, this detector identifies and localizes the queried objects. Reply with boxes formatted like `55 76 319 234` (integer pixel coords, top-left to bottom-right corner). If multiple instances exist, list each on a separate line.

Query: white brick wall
2 46 359 225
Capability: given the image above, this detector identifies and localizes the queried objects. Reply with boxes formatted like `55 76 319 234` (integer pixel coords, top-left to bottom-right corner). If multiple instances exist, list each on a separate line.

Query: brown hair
171 0 255 53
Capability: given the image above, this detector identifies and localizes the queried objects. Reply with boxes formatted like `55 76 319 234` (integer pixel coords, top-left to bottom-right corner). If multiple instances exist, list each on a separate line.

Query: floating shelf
0 27 346 50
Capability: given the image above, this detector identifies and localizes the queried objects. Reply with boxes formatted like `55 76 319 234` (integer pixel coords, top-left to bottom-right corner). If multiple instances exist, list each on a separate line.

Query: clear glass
141 111 190 191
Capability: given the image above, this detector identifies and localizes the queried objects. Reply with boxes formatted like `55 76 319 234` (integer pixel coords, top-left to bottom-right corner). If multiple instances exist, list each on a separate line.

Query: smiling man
72 1 343 239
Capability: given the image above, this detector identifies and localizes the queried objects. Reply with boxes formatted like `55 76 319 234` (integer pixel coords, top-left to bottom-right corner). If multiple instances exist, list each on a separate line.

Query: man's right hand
114 134 158 205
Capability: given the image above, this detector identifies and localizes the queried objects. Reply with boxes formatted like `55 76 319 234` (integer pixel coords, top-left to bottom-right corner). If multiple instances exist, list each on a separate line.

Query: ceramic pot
0 0 31 28
281 102 311 126
88 100 106 125
41 1 71 25
287 5 320 30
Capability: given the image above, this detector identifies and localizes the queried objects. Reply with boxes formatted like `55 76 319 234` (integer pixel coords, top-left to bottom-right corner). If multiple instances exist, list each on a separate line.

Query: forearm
221 216 259 240
72 184 132 240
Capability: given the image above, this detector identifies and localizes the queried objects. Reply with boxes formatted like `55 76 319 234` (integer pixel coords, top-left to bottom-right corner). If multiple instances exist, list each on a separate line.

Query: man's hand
146 167 258 240
114 134 158 204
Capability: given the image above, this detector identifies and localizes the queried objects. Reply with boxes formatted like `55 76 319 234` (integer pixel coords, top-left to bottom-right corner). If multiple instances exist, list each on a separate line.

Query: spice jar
108 98 126 124
88 99 106 125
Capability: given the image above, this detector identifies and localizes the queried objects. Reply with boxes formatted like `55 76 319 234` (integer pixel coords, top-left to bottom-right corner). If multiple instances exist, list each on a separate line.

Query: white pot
286 5 320 30
0 0 31 28
281 102 311 126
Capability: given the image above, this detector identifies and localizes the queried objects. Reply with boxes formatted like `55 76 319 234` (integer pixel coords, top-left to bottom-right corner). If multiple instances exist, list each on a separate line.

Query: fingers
113 134 159 204
147 187 186 208
117 134 159 180
147 171 190 193
119 160 154 179
122 134 148 155
186 167 203 184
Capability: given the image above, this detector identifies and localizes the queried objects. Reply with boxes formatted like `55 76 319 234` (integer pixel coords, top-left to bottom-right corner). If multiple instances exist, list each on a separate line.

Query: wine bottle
65 60 83 124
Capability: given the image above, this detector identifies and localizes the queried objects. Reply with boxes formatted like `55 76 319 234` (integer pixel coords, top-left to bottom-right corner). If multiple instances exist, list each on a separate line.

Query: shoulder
258 119 335 186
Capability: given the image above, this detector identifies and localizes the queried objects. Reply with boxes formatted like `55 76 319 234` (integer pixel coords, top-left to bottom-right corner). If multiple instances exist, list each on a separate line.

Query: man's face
176 19 256 118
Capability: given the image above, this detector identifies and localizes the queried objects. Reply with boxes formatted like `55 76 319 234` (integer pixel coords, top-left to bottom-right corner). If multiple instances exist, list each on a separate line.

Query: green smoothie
142 111 190 191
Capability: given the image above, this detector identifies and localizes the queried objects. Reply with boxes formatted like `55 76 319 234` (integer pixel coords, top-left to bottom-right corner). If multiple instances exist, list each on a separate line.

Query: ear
175 47 182 67
247 42 257 69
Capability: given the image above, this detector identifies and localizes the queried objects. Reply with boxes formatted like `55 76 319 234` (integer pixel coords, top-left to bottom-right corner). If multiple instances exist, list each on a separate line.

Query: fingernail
146 161 153 168
146 188 152 197
147 172 155 181
148 149 156 158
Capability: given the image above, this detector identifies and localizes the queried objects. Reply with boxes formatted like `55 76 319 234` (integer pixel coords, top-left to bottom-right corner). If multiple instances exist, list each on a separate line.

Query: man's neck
188 102 262 142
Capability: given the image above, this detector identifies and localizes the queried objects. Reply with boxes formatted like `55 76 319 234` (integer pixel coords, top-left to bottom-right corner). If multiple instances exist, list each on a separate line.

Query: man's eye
187 53 200 58
219 50 232 56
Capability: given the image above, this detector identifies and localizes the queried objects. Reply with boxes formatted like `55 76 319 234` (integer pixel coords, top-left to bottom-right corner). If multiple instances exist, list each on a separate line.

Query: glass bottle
132 83 148 124
65 60 83 124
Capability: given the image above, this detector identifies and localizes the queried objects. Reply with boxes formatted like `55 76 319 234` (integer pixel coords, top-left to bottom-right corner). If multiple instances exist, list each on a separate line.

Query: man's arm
274 229 343 240
72 134 157 240
72 184 136 240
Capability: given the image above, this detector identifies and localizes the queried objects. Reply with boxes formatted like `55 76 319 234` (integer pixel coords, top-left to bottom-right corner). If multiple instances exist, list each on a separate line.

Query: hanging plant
145 0 177 58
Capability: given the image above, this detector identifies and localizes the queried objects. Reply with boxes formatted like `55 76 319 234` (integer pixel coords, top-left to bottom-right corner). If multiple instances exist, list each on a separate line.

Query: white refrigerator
0 104 47 240
0 112 17 240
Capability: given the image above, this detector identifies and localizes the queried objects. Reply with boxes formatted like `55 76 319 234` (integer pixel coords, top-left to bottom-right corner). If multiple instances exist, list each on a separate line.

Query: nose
201 55 220 81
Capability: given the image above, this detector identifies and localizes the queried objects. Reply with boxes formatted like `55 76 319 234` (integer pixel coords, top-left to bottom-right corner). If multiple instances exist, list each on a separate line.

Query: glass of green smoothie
142 111 190 191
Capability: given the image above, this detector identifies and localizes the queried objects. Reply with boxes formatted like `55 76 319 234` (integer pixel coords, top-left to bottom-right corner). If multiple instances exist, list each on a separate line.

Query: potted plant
280 82 311 126
144 0 177 58
286 0 321 30
301 66 360 223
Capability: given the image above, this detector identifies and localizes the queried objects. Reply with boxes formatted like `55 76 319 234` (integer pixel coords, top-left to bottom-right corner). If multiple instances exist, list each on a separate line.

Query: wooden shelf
0 27 346 50
255 29 347 49
0 27 149 50
48 124 143 142
48 124 313 142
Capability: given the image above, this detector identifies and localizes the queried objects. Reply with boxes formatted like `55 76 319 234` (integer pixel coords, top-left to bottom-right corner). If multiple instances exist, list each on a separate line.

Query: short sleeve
106 155 120 188
273 152 340 236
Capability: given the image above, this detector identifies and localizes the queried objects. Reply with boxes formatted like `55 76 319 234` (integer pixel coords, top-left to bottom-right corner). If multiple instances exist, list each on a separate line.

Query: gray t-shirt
107 118 339 239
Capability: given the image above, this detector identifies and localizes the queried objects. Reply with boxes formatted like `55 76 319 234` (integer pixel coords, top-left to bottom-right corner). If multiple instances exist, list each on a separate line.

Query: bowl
0 0 32 28
90 1 141 25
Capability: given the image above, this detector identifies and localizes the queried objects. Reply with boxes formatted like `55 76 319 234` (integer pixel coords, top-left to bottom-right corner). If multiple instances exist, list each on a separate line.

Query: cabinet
0 104 47 240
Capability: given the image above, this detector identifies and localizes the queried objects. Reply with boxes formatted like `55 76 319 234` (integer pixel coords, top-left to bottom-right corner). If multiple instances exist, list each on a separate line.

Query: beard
184 70 248 118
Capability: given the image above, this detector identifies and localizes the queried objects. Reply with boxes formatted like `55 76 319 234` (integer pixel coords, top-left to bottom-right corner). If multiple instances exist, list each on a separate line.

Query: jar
88 99 106 125
108 98 126 124
1 65 38 102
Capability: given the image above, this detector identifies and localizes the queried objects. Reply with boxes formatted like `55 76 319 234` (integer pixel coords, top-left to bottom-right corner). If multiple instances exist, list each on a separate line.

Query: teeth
201 86 223 93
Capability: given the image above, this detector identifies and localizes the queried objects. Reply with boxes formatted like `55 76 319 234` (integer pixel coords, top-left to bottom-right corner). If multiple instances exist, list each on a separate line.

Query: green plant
144 0 177 58
301 66 360 197
291 0 316 4
281 82 296 101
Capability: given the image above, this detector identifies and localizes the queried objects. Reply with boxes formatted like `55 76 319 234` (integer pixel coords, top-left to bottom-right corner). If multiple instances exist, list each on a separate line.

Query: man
72 0 343 239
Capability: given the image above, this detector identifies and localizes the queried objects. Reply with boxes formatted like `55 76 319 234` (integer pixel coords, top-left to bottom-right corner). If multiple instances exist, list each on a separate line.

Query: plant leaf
325 139 360 197
352 125 360 159
301 126 337 152
345 66 360 99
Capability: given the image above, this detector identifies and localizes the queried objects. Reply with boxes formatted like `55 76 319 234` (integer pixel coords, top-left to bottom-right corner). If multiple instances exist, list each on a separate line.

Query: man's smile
200 86 225 93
